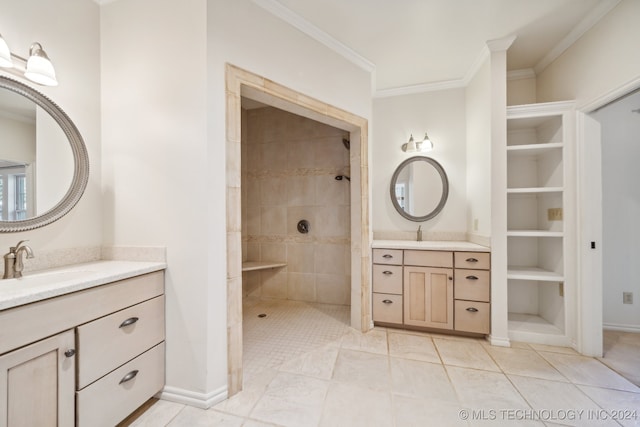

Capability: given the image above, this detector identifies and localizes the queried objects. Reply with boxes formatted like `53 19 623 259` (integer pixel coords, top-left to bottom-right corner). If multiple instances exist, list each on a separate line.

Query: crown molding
507 68 536 81
462 44 490 86
534 0 621 74
374 79 465 98
486 35 517 52
252 0 375 73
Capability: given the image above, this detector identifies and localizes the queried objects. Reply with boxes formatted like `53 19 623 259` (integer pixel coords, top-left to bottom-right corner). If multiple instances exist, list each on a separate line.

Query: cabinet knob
382 299 393 304
382 254 393 259
119 369 139 385
64 349 76 358
382 270 393 275
449 276 453 280
466 307 479 313
466 275 479 280
119 317 139 328
466 258 478 263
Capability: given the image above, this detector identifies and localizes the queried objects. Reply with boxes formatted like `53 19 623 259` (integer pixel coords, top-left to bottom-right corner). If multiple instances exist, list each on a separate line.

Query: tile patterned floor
123 300 640 427
600 331 640 387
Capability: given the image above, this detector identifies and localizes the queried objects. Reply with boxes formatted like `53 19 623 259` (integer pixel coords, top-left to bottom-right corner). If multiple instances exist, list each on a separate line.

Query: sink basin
0 270 96 288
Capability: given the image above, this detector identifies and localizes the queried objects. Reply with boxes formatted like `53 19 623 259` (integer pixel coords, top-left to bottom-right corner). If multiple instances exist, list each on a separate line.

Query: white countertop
0 260 166 311
372 240 490 252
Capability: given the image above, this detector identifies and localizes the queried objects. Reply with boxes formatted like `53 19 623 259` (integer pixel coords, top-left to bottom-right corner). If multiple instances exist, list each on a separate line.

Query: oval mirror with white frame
390 156 448 222
0 76 89 232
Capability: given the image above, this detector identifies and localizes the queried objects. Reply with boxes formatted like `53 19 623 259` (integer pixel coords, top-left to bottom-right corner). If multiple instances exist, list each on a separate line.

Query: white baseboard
158 385 228 409
488 334 511 347
603 323 640 333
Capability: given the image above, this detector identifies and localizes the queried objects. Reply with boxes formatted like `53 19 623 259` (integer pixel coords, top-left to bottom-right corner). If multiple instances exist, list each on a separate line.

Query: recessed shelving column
506 101 575 346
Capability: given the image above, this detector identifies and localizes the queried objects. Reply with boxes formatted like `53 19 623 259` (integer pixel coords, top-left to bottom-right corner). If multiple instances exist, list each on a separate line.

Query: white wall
102 0 372 402
537 0 640 106
372 89 467 237
465 60 492 239
0 0 101 253
593 91 640 330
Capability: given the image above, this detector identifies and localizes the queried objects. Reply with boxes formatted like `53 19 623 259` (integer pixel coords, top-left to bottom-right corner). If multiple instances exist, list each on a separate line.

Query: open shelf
507 187 563 194
507 266 563 281
506 102 573 347
507 230 563 237
242 261 287 272
507 142 563 156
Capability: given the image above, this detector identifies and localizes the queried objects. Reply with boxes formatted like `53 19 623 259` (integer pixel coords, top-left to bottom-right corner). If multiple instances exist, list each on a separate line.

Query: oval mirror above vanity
0 76 89 232
390 156 449 222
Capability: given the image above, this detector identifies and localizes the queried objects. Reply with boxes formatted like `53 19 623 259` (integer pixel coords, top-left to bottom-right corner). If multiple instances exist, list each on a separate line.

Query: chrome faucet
417 225 423 242
3 240 35 279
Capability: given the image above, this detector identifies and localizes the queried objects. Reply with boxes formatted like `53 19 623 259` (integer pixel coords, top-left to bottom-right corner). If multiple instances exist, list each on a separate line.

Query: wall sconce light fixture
401 133 433 153
0 34 58 86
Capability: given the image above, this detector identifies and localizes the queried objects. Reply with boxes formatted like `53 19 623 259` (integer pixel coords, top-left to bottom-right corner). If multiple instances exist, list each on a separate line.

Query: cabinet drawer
454 301 490 334
76 342 165 427
77 296 165 389
454 252 490 270
454 269 490 302
404 250 453 268
372 293 403 324
372 265 403 294
373 249 403 265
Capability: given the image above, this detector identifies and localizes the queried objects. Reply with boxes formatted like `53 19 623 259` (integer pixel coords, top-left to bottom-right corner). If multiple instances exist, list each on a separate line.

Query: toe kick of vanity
372 242 491 336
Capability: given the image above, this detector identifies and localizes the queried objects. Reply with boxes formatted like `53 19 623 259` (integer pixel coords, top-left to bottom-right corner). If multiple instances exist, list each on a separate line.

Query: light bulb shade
0 34 13 68
24 43 57 86
419 133 434 151
403 134 417 152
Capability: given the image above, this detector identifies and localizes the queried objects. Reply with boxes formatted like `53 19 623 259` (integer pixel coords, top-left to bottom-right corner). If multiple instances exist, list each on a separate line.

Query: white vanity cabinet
0 269 165 427
372 243 490 336
0 330 75 427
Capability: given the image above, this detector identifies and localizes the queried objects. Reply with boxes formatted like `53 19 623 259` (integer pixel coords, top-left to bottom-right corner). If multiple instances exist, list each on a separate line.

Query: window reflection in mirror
0 85 73 220
0 161 30 220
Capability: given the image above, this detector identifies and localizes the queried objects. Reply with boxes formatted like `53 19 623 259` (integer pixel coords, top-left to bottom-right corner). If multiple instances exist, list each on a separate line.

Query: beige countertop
0 260 166 311
372 240 490 252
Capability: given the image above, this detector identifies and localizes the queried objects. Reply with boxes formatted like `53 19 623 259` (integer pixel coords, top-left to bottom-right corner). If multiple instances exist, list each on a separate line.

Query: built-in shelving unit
506 101 575 346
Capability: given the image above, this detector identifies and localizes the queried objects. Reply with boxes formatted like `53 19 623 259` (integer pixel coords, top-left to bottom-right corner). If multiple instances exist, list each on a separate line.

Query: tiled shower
241 104 351 306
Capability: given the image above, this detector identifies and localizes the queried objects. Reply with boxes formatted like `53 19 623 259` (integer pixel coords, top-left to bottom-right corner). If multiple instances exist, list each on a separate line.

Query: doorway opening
225 64 371 396
585 88 640 386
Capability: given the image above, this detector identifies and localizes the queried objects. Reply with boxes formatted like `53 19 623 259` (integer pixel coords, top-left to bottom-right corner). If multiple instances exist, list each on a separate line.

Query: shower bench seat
241 261 287 272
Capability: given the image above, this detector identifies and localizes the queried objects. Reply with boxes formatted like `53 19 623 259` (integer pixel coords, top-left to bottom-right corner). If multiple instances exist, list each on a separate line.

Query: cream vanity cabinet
373 247 490 335
0 270 165 427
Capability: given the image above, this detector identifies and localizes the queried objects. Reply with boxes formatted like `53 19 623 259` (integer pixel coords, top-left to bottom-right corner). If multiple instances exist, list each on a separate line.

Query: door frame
576 76 640 356
224 64 371 396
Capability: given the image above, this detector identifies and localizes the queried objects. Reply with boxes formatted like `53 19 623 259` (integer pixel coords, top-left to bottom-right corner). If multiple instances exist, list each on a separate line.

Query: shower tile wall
241 106 351 305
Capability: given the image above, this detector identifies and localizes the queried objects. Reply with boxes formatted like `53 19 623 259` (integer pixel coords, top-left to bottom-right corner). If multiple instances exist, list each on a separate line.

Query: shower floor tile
242 297 350 381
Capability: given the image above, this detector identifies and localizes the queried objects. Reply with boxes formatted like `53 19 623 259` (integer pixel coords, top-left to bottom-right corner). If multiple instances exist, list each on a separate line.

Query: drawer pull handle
64 349 76 358
119 317 139 328
382 254 393 259
466 307 479 313
466 275 479 280
382 270 393 275
466 258 478 263
382 299 393 304
119 370 139 385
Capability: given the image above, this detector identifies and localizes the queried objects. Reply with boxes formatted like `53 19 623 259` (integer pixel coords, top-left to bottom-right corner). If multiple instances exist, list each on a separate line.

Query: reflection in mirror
0 88 73 220
390 156 448 222
0 76 88 232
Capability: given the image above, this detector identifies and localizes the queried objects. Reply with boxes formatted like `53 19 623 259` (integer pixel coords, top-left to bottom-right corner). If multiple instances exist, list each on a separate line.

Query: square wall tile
316 274 350 305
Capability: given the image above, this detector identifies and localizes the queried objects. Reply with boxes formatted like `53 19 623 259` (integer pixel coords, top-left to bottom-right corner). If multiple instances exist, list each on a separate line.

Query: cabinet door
0 330 75 427
404 266 453 329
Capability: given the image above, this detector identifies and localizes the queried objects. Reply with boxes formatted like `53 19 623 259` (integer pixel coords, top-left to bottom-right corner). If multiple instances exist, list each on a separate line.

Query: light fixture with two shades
0 33 58 86
401 133 433 153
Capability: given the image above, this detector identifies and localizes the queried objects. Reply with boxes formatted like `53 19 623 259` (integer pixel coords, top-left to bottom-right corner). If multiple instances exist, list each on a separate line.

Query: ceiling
254 0 620 94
